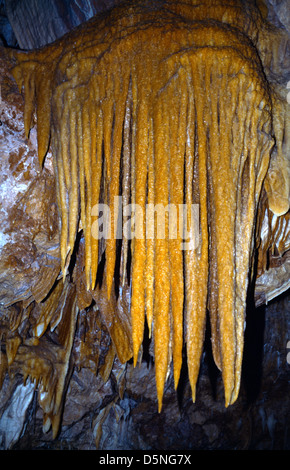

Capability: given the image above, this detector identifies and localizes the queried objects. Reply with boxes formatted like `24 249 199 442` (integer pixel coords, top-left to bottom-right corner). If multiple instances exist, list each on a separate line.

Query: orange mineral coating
184 56 209 404
168 71 186 390
130 71 150 365
9 0 285 412
145 120 155 338
120 92 132 288
153 96 171 411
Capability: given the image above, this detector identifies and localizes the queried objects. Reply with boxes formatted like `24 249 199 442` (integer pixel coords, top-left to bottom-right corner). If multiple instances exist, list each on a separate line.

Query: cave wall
0 0 123 48
0 0 289 450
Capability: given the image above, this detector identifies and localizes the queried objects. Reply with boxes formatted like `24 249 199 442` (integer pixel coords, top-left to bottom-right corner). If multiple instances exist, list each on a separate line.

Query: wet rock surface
0 0 289 451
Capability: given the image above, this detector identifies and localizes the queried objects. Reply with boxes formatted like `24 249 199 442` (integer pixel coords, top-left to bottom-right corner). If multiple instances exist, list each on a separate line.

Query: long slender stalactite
1 0 289 437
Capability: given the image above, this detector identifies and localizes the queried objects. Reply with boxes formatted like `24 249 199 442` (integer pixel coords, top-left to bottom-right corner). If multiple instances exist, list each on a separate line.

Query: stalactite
4 0 289 426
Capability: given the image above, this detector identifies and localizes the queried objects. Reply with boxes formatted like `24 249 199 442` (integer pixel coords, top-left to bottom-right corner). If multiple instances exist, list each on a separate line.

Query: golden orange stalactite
121 86 132 288
153 95 171 412
182 55 200 401
215 71 239 407
59 101 71 191
35 70 52 165
130 70 150 366
130 60 138 263
54 129 70 278
145 118 155 339
106 66 130 299
208 60 273 405
91 105 103 289
206 59 221 374
68 105 80 263
102 82 114 297
230 97 256 405
76 87 89 234
265 97 290 217
78 106 90 289
186 57 209 404
167 71 186 390
209 59 239 406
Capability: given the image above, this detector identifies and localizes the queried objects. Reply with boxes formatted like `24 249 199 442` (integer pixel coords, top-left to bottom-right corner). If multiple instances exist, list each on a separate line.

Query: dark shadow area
141 319 153 366
114 237 122 299
242 265 266 405
176 346 189 409
96 250 106 288
175 312 221 409
203 311 220 401
242 300 266 404
68 230 82 278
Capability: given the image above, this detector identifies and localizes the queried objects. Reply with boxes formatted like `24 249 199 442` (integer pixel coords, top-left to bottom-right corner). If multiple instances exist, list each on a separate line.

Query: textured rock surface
0 0 289 450
0 53 60 308
4 0 122 49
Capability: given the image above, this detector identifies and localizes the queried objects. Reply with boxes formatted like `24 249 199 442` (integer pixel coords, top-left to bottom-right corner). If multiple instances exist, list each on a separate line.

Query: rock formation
0 0 289 449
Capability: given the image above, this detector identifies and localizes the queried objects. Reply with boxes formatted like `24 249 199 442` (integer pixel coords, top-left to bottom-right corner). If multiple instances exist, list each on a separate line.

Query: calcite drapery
0 0 289 438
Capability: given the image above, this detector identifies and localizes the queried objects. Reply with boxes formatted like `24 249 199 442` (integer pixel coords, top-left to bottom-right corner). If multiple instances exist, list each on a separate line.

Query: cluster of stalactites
10 5 277 411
